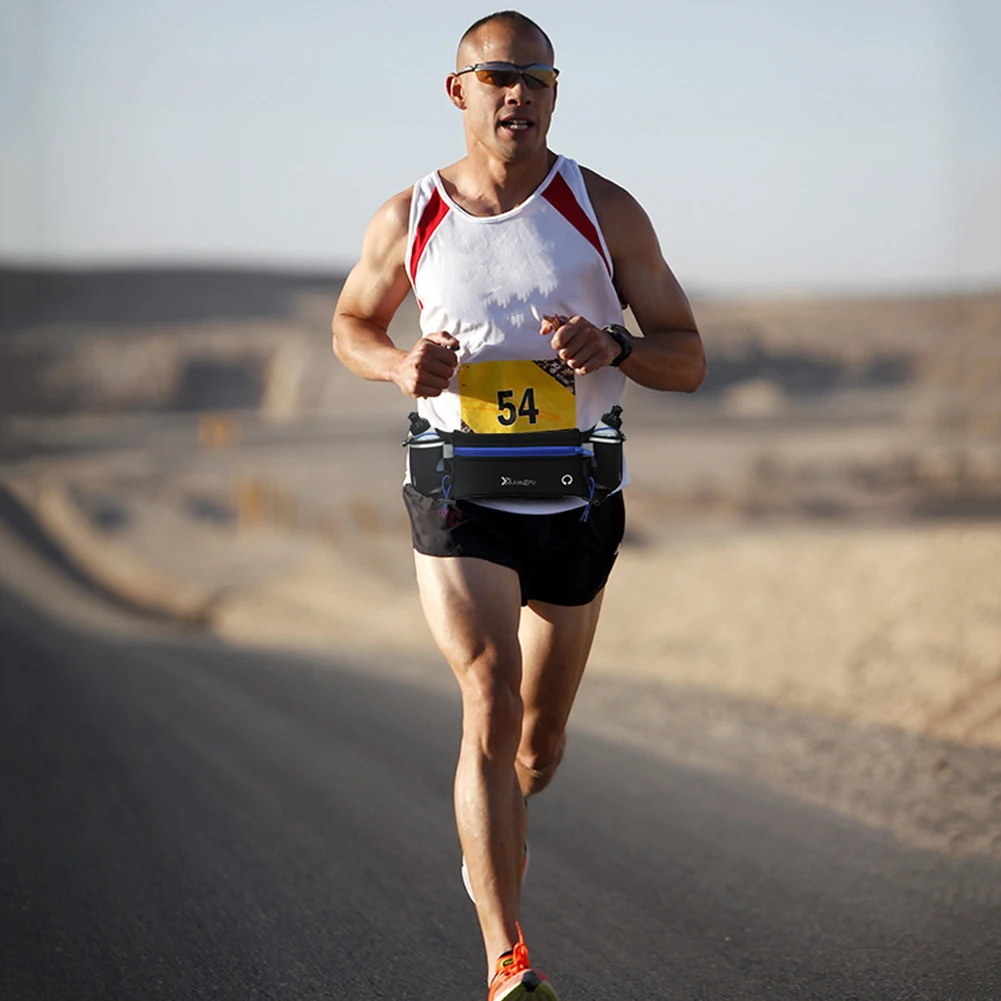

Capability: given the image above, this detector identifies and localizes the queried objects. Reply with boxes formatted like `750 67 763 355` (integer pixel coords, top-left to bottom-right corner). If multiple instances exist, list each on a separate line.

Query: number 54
496 387 540 426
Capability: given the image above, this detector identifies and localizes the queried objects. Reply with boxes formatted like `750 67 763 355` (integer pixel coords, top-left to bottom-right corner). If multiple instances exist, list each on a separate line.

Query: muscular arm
584 169 707 392
332 189 458 397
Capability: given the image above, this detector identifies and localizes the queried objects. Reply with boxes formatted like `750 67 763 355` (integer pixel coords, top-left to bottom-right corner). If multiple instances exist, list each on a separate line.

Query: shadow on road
0 481 185 623
2 578 1000 1001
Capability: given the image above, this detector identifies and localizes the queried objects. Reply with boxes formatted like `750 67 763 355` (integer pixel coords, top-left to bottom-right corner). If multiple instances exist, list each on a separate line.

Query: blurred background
2 0 1000 865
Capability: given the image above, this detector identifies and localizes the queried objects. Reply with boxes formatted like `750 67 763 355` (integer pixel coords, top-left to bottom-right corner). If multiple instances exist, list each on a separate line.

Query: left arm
547 169 707 393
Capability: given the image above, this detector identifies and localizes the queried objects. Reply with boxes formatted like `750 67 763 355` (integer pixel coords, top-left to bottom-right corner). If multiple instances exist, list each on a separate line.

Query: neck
441 147 557 217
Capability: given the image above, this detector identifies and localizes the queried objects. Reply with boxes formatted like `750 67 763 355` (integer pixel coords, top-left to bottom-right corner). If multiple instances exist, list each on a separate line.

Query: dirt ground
2 269 1000 861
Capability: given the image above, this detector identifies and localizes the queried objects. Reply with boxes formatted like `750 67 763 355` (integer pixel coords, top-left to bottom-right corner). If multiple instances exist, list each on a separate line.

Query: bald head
456 10 555 69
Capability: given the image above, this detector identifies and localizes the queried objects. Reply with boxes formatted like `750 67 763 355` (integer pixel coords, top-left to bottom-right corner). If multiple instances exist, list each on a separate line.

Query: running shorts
402 484 625 606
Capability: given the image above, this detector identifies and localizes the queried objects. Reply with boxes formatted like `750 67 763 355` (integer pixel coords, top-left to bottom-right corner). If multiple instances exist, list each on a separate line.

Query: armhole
404 180 425 295
406 175 451 308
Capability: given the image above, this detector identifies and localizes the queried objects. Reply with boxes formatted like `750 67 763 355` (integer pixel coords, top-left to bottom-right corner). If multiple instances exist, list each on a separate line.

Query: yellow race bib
458 359 576 433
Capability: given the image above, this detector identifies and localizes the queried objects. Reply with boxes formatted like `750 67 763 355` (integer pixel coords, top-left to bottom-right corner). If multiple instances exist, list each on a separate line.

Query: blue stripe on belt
452 446 591 458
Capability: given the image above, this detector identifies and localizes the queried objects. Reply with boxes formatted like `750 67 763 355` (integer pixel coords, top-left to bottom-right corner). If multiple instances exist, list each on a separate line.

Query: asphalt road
2 576 1000 1001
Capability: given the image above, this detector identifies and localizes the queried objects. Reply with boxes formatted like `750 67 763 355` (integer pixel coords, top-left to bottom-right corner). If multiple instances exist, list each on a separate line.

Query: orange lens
475 68 520 87
472 64 557 90
524 68 558 88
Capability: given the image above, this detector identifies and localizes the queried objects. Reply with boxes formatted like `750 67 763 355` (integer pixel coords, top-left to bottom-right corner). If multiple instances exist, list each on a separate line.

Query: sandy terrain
1 267 1000 860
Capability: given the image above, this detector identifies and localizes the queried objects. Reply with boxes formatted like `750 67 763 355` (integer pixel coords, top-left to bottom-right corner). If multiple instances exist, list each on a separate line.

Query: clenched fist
393 332 460 398
540 314 618 376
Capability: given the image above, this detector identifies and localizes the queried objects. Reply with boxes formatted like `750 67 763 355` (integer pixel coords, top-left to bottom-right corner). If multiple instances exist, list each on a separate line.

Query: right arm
331 189 458 398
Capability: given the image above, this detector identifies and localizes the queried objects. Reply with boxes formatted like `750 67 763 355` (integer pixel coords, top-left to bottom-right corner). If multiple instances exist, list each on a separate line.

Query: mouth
498 117 534 136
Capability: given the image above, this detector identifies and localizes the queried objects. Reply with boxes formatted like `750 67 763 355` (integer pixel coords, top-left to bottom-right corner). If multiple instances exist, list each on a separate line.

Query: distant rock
721 378 788 417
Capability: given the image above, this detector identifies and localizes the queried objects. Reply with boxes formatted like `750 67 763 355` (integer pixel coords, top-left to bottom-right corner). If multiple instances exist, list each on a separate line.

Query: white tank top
405 154 628 513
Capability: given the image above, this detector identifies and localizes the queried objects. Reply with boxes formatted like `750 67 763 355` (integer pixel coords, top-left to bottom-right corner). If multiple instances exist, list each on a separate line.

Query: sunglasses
455 62 559 90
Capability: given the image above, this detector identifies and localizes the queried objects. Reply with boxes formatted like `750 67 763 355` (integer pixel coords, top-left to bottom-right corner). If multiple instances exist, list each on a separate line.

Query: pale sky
1 0 999 293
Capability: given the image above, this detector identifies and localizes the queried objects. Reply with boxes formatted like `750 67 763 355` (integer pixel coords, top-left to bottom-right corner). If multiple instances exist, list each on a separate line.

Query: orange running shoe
487 924 558 1001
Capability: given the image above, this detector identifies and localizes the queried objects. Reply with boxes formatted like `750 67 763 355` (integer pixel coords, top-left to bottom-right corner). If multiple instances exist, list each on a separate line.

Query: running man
332 11 706 998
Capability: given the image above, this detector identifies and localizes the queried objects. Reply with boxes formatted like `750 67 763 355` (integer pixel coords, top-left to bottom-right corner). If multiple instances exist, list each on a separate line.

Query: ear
446 74 467 111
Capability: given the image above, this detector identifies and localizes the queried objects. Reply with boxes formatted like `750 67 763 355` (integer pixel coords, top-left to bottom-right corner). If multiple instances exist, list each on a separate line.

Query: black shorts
402 484 625 607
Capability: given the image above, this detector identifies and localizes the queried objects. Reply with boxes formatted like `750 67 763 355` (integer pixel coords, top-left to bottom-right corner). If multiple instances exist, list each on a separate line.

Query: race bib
458 359 576 433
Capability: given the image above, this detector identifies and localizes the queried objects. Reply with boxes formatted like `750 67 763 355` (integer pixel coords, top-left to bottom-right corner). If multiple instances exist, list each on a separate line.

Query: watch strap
603 324 635 367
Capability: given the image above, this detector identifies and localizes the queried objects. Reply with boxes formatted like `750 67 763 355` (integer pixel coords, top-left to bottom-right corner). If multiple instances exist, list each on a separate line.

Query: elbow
680 334 708 391
684 354 708 393
331 315 345 361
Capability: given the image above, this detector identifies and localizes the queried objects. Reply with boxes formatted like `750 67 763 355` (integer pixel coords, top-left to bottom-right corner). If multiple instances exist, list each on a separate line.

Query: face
447 22 557 164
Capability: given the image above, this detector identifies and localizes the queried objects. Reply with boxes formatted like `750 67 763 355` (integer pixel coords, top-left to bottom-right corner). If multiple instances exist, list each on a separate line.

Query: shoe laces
492 922 531 982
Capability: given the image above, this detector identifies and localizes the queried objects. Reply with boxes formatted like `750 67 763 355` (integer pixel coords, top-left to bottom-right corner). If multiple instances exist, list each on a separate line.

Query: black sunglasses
455 61 559 90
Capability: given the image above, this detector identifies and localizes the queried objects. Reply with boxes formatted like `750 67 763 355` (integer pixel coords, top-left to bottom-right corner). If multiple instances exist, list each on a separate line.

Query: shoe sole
493 980 559 1001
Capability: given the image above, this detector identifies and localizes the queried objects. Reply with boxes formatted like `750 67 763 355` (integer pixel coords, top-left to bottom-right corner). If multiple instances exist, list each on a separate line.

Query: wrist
380 346 406 388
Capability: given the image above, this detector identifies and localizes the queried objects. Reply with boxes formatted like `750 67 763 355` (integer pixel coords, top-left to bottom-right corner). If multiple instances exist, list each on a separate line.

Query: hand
540 314 618 376
393 331 460 398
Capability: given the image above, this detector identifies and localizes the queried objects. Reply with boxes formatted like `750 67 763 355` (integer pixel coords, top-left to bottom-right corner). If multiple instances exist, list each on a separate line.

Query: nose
504 75 533 103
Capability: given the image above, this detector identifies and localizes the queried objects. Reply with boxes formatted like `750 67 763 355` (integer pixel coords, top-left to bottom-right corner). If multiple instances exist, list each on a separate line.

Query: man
332 10 705 999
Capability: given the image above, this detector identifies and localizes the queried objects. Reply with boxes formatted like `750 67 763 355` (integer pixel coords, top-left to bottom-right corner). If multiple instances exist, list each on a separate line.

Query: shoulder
370 186 414 241
578 165 657 254
358 186 414 267
579 166 652 231
579 165 633 209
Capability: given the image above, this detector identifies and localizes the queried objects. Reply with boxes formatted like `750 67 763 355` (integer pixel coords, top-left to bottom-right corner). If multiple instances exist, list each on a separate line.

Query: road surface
2 513 999 1000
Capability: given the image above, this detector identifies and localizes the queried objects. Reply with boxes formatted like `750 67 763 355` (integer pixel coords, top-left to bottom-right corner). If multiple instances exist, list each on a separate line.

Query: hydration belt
403 407 626 520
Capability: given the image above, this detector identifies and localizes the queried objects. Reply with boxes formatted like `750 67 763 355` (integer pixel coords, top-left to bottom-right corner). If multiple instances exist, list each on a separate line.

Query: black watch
603 324 635 367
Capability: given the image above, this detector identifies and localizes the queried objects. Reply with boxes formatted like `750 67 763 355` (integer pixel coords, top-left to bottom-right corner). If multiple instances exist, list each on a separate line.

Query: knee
517 730 567 797
459 660 523 758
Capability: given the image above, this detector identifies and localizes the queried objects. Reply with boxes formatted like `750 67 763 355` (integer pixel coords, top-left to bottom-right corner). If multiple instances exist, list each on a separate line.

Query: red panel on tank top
541 171 612 277
409 188 450 304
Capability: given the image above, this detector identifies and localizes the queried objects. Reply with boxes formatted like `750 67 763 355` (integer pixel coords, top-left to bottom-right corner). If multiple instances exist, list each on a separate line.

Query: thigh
413 553 524 687
517 590 605 745
403 485 533 601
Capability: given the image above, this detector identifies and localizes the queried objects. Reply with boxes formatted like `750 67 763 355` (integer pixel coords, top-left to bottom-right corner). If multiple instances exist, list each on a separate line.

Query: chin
498 148 533 164
495 139 542 163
